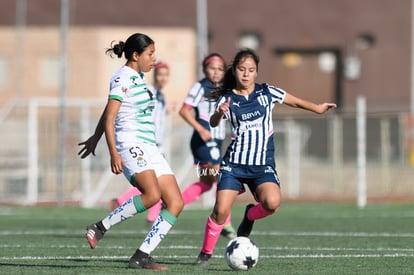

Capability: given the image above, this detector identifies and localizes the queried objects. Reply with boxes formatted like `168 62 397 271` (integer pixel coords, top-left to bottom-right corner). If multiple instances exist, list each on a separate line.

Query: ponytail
105 33 154 60
106 41 125 58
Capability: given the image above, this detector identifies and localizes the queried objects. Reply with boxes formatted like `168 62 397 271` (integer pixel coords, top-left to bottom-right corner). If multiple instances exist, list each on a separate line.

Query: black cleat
237 204 255 237
129 250 168 270
195 252 211 266
85 223 104 249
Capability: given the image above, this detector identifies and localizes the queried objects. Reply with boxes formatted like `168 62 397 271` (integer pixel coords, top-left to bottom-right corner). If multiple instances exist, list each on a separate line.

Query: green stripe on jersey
140 121 154 125
137 129 155 134
130 83 146 89
137 113 152 118
135 98 153 105
137 135 156 144
108 95 123 102
131 90 148 97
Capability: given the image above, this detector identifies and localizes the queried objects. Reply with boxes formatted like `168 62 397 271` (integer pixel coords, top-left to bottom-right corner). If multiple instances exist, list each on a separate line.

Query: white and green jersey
108 66 156 150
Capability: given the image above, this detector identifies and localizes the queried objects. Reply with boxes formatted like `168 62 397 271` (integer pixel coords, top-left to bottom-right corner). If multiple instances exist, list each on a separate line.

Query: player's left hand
317 103 337 114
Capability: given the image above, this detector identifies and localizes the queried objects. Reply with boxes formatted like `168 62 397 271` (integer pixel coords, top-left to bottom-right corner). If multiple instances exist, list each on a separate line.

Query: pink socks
247 203 278 221
181 181 212 205
201 216 224 254
117 187 141 205
147 200 163 222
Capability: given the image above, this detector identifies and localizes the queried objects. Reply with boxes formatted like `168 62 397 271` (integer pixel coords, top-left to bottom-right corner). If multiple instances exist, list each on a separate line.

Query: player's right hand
78 135 98 159
110 153 124 174
198 127 212 142
217 97 231 114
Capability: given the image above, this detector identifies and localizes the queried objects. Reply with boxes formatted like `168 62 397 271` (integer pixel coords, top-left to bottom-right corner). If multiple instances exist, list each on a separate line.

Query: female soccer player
179 53 236 239
196 49 336 265
107 61 171 226
83 33 183 271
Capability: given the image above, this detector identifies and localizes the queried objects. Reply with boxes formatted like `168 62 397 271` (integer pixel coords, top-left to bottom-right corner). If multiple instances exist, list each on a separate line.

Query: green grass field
0 202 413 274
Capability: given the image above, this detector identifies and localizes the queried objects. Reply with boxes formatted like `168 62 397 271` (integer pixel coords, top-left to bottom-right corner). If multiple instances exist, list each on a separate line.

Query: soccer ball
224 236 259 270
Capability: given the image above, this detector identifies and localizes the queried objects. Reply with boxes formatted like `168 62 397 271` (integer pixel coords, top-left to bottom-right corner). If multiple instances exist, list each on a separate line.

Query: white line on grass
1 244 414 254
1 230 413 238
1 253 414 261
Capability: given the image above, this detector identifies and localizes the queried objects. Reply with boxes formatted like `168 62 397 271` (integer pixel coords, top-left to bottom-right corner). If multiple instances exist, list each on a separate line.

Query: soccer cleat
129 251 168 270
221 225 237 240
85 224 104 249
195 252 211 266
237 204 255 237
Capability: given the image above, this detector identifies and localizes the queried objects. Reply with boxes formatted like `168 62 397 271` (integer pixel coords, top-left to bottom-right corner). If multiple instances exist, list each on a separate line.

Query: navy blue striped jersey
216 83 286 166
183 78 226 140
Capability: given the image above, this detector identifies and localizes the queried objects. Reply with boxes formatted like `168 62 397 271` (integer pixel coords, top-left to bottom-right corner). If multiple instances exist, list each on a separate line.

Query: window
238 32 262 50
0 56 8 88
40 56 60 88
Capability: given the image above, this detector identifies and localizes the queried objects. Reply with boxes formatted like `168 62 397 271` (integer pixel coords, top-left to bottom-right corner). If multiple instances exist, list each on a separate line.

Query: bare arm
179 104 212 141
77 105 107 158
283 93 336 114
210 97 231 127
104 99 123 174
210 111 224 128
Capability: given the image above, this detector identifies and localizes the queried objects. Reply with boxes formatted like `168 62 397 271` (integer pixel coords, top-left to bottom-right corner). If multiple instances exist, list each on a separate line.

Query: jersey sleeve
266 83 286 104
183 82 204 107
108 74 128 102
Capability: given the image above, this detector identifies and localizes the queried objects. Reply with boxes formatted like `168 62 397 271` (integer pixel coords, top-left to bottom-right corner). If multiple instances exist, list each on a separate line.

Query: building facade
0 0 411 112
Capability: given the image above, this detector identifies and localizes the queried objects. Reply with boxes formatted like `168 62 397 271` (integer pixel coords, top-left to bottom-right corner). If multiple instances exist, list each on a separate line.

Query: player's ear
131 51 140 62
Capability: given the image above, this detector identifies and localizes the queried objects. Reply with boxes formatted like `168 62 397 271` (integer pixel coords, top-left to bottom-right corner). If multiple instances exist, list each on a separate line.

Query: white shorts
119 143 173 183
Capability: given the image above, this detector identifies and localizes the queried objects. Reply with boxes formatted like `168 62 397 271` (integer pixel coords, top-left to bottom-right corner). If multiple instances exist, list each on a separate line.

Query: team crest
136 156 147 167
209 147 221 161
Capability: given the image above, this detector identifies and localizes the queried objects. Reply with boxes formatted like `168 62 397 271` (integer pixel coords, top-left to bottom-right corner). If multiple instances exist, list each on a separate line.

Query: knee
142 190 162 207
164 195 184 217
174 196 184 213
211 207 230 225
262 197 280 213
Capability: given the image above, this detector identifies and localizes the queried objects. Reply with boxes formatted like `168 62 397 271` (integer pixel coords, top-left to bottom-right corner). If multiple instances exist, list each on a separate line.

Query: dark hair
206 49 260 101
202 53 226 75
105 33 154 60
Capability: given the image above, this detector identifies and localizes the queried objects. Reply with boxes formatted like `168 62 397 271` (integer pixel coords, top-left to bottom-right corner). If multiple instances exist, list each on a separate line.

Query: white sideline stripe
1 244 414 253
1 230 413 238
1 253 413 261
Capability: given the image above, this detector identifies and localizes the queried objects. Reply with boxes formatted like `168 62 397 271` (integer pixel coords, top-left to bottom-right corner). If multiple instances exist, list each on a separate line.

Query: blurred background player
196 48 336 265
178 53 236 239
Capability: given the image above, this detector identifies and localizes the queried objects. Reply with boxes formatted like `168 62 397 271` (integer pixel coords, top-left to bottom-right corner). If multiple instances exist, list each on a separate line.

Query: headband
203 55 225 66
154 61 169 70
